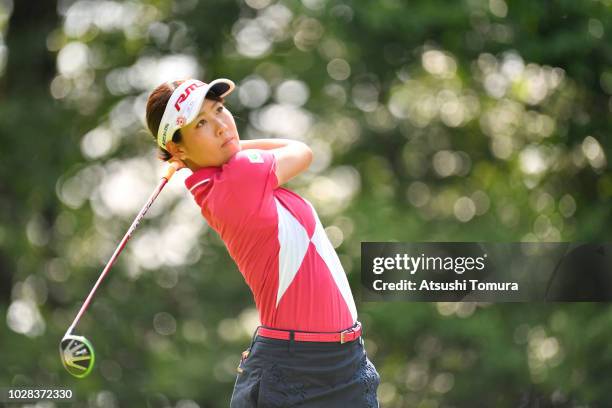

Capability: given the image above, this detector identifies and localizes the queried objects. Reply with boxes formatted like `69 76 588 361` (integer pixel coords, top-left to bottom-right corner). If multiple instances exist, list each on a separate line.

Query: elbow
303 144 313 170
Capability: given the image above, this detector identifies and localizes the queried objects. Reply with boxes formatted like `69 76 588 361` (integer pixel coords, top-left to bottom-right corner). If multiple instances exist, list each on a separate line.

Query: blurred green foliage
1 0 611 406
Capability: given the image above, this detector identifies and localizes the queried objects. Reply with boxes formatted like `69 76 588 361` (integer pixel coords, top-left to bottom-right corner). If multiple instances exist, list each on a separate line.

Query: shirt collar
184 166 221 191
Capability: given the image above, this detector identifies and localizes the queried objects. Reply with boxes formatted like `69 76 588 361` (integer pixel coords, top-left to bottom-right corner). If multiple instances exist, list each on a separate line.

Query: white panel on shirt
275 199 311 307
274 198 358 321
306 201 358 321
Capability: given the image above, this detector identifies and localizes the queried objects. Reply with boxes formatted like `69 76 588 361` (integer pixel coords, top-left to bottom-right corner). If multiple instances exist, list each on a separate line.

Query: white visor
156 78 235 149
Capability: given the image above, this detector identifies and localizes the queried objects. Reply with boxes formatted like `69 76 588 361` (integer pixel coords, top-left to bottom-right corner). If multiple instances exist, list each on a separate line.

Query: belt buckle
340 328 353 344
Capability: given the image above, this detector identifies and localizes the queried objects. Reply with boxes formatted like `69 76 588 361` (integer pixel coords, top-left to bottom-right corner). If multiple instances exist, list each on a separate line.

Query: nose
215 118 228 137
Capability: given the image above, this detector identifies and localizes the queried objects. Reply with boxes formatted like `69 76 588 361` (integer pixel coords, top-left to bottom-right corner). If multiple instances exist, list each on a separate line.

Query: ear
165 141 187 160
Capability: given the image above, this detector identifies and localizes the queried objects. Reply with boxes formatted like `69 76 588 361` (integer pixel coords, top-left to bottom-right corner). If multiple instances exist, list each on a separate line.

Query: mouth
222 137 235 147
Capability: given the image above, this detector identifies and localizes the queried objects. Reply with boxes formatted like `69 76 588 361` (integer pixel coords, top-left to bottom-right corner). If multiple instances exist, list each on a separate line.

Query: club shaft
65 166 177 337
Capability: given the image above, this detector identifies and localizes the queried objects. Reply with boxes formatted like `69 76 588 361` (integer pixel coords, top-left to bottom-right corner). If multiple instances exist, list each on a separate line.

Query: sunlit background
1 0 612 406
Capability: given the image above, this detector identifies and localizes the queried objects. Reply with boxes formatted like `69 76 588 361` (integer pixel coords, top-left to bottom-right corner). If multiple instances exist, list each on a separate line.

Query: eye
196 119 207 128
216 105 224 113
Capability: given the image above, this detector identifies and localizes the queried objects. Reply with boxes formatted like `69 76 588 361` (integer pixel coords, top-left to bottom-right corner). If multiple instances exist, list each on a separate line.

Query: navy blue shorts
230 335 380 407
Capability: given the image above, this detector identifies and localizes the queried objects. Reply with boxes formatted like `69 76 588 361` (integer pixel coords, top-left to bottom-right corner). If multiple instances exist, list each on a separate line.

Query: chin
228 145 241 155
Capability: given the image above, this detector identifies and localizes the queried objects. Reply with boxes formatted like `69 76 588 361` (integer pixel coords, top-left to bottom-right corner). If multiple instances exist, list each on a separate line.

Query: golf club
59 162 180 378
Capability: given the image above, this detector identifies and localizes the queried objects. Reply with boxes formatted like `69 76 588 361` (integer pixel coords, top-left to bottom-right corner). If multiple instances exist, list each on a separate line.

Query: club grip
163 162 181 180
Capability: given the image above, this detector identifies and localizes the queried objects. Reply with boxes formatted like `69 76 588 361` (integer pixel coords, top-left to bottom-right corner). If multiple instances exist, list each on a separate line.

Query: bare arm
239 139 292 150
240 139 313 186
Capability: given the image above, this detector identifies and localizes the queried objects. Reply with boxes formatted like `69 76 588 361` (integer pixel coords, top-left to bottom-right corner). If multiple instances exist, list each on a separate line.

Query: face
168 98 241 169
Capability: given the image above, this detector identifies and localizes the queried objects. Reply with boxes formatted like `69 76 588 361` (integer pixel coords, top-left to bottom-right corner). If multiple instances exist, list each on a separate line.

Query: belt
256 322 362 344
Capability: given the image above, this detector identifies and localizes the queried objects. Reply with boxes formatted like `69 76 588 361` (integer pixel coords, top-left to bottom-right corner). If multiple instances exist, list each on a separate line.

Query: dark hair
145 80 224 161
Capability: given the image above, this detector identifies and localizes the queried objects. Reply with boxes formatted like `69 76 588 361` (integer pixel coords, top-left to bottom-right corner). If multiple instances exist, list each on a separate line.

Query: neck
184 158 204 172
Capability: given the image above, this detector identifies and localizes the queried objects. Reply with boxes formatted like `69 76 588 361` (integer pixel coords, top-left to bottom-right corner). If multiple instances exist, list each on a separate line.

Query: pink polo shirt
184 149 357 332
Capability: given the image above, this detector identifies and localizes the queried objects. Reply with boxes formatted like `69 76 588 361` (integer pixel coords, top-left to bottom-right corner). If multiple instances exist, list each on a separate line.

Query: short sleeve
222 149 278 212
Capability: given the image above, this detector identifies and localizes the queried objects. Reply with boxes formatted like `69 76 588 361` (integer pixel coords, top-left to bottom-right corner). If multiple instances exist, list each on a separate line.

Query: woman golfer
146 78 380 407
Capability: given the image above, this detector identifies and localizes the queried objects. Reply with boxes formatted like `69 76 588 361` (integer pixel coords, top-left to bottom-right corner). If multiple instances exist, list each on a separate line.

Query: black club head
60 335 95 378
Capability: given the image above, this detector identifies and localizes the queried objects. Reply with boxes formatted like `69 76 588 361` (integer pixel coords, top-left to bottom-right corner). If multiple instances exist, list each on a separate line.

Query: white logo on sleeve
247 151 264 163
